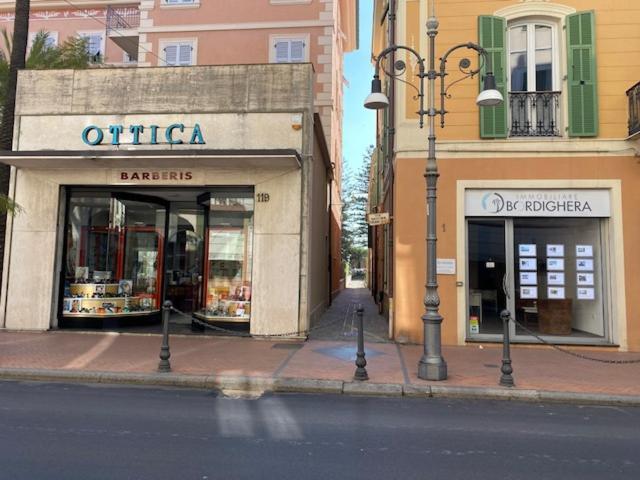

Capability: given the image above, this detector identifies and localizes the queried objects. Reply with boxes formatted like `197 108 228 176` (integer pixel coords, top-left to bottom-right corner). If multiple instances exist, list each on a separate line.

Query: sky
342 0 376 175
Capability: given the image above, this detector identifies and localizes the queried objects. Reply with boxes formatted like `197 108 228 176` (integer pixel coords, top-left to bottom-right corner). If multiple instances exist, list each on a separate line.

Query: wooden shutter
290 40 305 62
178 43 192 65
478 15 507 138
275 41 290 63
567 11 598 137
164 44 178 65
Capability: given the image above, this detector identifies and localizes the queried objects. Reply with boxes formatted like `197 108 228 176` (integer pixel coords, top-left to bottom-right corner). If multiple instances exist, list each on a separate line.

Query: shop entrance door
164 203 205 318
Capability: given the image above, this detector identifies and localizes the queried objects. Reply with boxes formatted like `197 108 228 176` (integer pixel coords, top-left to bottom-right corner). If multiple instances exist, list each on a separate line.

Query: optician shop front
0 65 328 337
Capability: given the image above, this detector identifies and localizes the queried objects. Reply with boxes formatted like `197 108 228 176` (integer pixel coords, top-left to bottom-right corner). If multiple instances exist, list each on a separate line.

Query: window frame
269 34 310 64
507 19 561 93
28 30 58 49
159 38 197 67
77 30 105 60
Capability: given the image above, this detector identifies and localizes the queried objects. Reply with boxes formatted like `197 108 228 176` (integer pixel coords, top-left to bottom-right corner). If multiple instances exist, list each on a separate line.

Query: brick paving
1 288 640 397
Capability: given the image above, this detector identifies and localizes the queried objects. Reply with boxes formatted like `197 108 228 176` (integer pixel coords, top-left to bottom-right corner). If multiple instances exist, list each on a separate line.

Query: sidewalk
1 289 639 405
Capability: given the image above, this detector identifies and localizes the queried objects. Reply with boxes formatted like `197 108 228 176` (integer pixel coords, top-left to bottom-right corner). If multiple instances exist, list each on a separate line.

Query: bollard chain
507 316 640 365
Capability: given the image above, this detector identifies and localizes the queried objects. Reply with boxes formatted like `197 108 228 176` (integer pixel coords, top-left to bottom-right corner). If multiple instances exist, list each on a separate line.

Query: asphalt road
0 381 639 480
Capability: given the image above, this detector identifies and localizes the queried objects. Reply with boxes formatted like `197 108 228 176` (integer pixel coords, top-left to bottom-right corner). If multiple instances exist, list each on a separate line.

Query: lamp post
364 13 503 381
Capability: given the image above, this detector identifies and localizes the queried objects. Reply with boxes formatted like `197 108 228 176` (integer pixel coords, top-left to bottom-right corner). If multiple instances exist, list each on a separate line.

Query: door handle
502 272 511 300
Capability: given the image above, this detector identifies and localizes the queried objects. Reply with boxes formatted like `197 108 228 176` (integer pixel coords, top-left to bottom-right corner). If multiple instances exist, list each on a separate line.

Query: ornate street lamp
364 13 503 381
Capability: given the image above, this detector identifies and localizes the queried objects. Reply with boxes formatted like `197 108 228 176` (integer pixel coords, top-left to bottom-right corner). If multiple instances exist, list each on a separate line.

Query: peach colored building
0 0 357 300
369 0 640 351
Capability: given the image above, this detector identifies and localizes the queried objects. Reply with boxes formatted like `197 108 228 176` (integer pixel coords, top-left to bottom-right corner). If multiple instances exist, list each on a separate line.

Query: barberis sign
465 189 611 218
81 123 205 146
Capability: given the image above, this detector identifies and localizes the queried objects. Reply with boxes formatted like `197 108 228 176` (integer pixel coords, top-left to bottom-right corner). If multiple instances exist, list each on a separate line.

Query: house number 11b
257 193 270 202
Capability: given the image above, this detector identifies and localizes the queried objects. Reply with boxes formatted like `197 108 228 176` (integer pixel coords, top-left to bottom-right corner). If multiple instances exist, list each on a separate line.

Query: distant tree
341 146 373 269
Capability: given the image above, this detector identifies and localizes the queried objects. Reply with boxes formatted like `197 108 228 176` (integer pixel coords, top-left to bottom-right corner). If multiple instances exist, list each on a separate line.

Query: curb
1 368 640 406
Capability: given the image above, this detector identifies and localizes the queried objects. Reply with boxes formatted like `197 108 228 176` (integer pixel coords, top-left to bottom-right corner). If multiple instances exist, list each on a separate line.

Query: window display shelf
63 310 159 318
193 312 250 324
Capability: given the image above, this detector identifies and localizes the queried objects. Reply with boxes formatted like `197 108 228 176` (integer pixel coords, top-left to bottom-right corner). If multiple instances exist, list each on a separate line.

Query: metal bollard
158 300 172 373
354 304 369 381
499 309 515 387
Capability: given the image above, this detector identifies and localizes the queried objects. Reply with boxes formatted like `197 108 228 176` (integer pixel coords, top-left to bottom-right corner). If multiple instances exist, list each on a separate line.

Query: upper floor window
271 36 307 63
28 31 58 50
78 31 104 63
508 22 559 137
165 0 196 4
162 41 195 66
478 11 598 139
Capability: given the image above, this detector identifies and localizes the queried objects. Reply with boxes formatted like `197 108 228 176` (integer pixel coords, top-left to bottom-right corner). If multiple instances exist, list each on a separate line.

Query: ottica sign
81 123 206 146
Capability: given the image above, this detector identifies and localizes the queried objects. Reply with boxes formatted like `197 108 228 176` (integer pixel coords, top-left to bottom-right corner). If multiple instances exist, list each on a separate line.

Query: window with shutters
78 31 105 63
161 40 195 66
479 10 598 139
270 35 308 63
507 21 561 137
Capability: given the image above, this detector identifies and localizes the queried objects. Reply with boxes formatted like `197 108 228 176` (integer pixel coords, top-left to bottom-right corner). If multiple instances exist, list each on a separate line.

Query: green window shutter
567 11 598 137
478 15 507 138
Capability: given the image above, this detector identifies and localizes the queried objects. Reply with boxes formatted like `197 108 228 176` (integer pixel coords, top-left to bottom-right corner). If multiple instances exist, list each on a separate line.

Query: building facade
0 64 336 336
369 0 640 351
0 0 357 301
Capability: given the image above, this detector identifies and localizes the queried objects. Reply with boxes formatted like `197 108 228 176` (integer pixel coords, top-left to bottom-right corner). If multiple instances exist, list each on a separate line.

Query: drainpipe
386 0 396 302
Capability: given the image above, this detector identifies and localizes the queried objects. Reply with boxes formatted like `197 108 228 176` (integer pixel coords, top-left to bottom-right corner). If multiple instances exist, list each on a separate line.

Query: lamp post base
418 356 447 381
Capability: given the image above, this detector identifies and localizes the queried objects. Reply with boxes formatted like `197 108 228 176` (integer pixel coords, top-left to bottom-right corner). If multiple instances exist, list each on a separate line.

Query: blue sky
342 0 375 174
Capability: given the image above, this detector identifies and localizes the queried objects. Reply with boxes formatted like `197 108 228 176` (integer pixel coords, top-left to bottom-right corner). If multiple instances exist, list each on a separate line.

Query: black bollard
158 300 172 373
499 309 515 387
354 304 369 381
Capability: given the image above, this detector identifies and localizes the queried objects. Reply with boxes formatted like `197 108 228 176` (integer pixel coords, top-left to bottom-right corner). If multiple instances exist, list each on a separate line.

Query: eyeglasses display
62 193 165 318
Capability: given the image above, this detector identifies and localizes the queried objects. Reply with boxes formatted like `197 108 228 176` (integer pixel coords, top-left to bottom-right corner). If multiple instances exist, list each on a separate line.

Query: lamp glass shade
476 88 503 107
364 91 390 110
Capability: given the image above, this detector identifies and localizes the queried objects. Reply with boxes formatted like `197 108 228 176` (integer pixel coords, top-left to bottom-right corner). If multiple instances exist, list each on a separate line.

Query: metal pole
418 13 447 381
499 309 515 387
354 304 369 381
158 300 172 373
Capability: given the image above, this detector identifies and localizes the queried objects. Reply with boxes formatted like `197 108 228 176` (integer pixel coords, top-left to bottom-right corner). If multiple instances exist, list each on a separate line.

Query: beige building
0 64 334 336
369 0 640 352
0 0 357 301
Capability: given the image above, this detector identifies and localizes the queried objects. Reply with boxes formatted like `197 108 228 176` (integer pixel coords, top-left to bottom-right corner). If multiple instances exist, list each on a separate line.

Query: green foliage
341 146 373 269
0 30 91 215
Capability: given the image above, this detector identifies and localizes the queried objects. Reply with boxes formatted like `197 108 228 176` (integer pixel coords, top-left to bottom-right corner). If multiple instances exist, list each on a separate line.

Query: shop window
467 217 609 343
62 193 165 319
197 189 254 323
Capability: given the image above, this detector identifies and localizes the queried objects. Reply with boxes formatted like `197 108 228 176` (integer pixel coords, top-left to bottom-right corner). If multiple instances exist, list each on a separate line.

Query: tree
341 146 373 270
0 12 91 285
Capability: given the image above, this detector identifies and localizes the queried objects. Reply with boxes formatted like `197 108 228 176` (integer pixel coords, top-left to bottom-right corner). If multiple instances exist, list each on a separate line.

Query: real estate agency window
272 37 307 63
507 21 561 137
162 41 194 66
465 189 612 345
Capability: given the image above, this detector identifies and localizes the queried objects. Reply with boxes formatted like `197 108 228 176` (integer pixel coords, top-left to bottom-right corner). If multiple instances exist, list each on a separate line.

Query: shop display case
62 194 165 320
195 190 254 324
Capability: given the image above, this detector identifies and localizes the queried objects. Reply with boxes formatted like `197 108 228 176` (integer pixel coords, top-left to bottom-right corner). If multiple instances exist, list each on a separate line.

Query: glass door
467 217 609 343
467 219 509 335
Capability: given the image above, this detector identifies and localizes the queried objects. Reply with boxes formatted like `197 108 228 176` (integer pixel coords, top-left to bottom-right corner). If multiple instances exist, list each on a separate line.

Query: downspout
387 0 397 302
328 170 333 306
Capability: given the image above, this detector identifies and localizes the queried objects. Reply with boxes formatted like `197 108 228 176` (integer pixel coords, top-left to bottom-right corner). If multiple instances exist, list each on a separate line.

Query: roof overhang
0 149 302 169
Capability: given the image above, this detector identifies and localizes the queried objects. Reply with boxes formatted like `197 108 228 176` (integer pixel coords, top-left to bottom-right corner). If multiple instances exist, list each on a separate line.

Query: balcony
628 81 640 139
106 6 140 61
509 91 561 137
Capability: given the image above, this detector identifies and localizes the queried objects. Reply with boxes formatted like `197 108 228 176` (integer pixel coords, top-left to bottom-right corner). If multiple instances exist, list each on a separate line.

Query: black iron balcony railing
509 91 561 137
627 81 640 137
106 6 140 34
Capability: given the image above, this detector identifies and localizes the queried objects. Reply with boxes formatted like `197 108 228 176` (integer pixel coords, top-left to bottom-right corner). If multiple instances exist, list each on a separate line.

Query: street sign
367 212 391 226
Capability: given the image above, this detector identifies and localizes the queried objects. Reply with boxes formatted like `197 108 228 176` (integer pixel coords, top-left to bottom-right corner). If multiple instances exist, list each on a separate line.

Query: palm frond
0 194 22 215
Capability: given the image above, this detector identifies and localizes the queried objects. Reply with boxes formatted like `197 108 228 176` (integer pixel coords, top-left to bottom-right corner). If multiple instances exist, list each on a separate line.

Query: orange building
368 0 640 351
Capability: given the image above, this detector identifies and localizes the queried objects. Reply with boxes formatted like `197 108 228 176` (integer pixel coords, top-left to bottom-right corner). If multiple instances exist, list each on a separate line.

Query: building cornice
494 1 576 20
